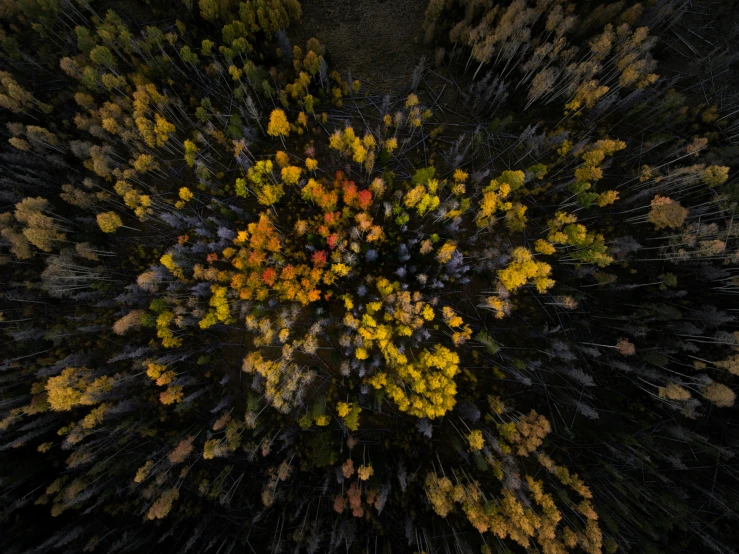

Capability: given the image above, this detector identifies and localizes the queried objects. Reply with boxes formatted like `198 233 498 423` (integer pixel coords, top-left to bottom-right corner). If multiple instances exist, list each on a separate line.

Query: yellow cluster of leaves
547 211 613 267
498 248 554 294
284 72 312 102
405 94 432 127
155 310 182 349
184 139 198 167
342 279 462 418
347 279 432 343
566 80 610 112
198 285 234 329
436 241 457 264
242 346 316 414
96 211 122 233
146 488 179 520
425 466 600 553
498 411 551 456
133 153 155 173
357 464 374 480
329 126 376 167
131 85 175 148
381 94 432 128
442 306 472 346
281 165 302 185
114 180 151 220
467 429 484 451
476 170 527 230
367 345 460 419
570 139 625 207
145 362 182 405
404 178 440 216
534 239 556 255
702 165 730 188
424 474 541 547
484 295 511 319
160 252 185 280
45 368 108 411
267 109 290 137
336 401 362 430
146 362 176 387
305 157 318 171
236 159 285 206
176 187 193 210
133 460 153 484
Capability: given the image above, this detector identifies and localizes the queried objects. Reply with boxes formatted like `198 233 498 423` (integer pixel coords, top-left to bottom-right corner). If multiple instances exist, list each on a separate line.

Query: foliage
0 1 738 554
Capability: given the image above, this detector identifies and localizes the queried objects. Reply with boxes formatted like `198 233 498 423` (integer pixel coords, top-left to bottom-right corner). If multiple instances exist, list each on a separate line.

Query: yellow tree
46 368 92 411
367 345 460 419
267 109 290 138
97 212 122 233
498 248 554 293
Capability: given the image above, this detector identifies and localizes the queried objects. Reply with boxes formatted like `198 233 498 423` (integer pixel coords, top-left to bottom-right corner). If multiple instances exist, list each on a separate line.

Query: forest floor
295 0 434 94
295 0 739 113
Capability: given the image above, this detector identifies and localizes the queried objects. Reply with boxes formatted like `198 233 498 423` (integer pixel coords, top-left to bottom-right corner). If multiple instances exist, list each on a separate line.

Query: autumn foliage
0 1 737 554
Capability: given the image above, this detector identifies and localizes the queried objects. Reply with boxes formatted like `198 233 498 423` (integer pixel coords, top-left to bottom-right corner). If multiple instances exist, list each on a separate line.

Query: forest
0 0 738 552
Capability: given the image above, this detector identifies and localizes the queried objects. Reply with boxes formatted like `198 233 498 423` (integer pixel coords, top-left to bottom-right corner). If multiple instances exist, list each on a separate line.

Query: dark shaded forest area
1 0 738 552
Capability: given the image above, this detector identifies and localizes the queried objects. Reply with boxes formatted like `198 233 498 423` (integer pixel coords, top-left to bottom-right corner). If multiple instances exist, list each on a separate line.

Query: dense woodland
1 0 738 552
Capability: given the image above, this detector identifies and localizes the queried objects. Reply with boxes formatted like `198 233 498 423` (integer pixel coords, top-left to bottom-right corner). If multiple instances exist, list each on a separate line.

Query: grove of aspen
1 0 738 553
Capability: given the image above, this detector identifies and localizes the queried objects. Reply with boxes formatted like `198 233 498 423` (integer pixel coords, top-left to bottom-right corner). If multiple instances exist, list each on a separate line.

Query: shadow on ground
296 0 433 94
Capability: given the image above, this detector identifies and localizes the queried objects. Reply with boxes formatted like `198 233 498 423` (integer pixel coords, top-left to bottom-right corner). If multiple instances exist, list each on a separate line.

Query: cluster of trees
0 0 737 553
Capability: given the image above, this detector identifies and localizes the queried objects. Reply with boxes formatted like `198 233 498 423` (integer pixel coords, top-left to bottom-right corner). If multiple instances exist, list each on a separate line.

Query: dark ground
295 0 435 94
294 0 739 110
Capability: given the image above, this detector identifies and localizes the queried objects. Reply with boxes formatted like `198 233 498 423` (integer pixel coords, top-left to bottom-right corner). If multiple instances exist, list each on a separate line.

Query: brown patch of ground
295 0 433 95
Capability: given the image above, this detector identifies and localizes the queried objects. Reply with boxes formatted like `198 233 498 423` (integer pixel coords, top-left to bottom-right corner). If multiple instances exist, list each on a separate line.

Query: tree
281 165 302 185
367 345 460 419
46 368 93 411
467 430 484 451
198 0 219 21
184 139 198 166
146 489 179 520
1 4 738 553
702 165 729 188
112 310 146 335
498 248 554 293
648 195 688 230
703 382 735 408
97 212 123 233
0 71 51 113
337 402 361 431
89 45 116 68
267 109 290 137
169 436 195 463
